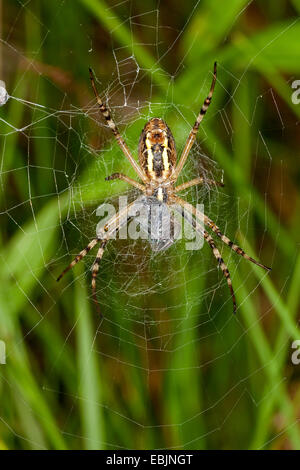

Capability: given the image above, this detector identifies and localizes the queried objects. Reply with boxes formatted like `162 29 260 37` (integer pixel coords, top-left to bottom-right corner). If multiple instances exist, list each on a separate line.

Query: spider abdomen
138 118 176 181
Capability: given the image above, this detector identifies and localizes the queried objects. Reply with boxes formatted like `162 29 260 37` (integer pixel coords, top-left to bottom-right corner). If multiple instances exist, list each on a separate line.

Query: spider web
0 0 297 451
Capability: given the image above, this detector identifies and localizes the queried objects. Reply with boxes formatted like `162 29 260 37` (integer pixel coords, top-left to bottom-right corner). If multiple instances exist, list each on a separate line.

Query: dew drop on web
0 80 9 106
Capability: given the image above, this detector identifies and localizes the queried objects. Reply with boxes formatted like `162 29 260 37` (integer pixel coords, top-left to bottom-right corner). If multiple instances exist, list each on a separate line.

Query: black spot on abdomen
152 145 164 177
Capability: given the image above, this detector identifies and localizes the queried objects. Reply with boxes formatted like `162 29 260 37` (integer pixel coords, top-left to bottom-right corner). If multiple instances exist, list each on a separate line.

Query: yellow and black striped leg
201 216 270 270
56 238 99 282
203 230 237 314
89 68 147 183
172 62 217 181
204 218 271 271
174 195 271 271
89 68 119 137
57 202 136 313
91 240 109 314
178 206 237 313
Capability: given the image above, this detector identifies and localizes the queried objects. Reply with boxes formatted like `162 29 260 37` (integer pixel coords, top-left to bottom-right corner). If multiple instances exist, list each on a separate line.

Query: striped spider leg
174 203 237 312
172 195 271 313
89 68 148 185
57 202 137 313
171 62 217 183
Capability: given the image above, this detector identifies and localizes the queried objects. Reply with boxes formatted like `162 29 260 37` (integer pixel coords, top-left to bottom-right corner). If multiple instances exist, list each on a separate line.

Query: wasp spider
57 63 271 313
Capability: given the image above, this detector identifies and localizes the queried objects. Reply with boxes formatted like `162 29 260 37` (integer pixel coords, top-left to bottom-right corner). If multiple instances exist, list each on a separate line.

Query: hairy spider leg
174 195 271 271
89 68 147 183
172 62 217 182
178 205 237 313
57 202 136 313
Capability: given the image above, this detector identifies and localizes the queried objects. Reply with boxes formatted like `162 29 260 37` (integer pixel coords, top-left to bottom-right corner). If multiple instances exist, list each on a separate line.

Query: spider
57 63 271 314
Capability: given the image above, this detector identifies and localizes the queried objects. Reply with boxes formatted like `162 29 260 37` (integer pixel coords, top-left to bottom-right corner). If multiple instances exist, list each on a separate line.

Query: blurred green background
1 0 300 450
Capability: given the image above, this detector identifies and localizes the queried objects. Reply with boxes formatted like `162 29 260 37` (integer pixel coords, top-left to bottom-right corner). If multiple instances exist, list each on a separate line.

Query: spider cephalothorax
57 63 271 314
